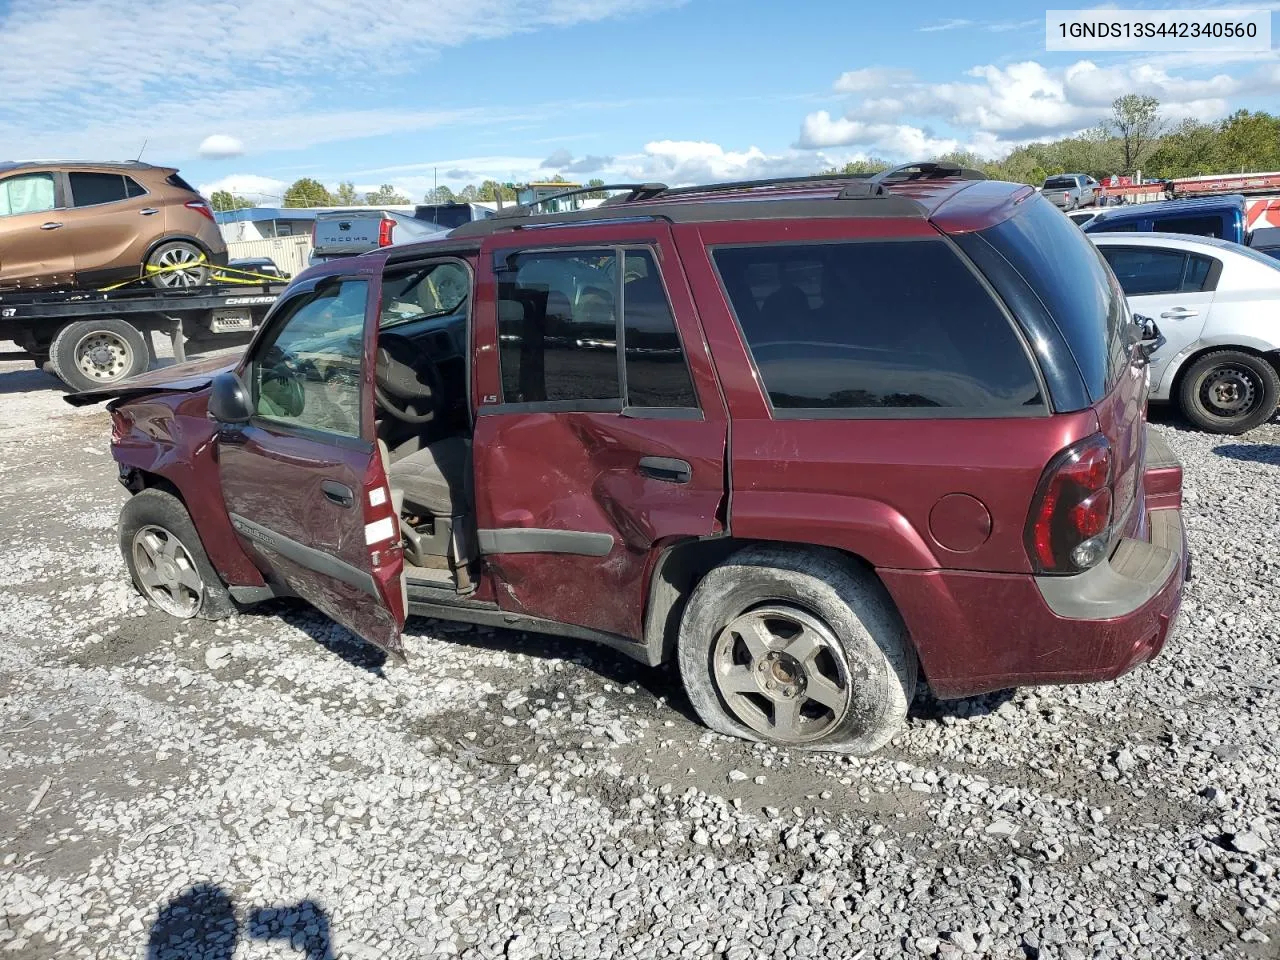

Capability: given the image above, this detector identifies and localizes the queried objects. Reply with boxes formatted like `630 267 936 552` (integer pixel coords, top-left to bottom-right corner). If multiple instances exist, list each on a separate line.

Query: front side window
712 240 1042 415
252 280 368 437
69 172 130 207
0 173 56 217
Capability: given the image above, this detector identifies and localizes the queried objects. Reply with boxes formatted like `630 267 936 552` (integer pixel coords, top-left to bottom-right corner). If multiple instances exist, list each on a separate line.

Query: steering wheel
374 332 444 425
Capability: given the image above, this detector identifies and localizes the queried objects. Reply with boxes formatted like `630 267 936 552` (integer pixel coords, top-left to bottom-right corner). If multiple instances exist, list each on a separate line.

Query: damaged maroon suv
70 163 1189 754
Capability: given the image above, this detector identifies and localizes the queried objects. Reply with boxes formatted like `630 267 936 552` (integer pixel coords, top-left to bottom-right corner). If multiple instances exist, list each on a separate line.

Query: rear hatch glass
978 196 1147 539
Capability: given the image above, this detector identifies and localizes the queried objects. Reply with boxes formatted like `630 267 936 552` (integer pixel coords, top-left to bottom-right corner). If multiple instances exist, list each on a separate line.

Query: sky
2 0 1278 206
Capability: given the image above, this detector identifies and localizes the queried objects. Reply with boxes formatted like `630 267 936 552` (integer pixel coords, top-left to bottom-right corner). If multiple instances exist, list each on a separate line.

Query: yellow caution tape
97 255 285 292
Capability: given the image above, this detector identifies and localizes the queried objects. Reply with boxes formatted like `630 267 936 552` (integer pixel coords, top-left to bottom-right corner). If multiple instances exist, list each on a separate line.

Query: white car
1090 232 1280 434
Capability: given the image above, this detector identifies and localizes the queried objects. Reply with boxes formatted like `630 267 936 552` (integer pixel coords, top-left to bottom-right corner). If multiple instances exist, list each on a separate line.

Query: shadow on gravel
148 884 334 960
0 366 62 396
1213 443 1280 466
415 617 701 724
910 687 1016 721
262 599 390 676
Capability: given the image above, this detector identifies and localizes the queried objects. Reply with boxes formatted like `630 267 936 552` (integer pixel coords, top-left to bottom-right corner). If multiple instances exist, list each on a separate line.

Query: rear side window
494 247 698 410
711 240 1042 416
165 172 199 193
69 172 129 207
979 197 1130 402
125 177 147 198
1153 214 1223 239
1099 247 1218 295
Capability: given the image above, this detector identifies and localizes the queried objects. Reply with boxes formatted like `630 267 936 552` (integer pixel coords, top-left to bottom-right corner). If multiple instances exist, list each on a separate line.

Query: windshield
380 261 470 327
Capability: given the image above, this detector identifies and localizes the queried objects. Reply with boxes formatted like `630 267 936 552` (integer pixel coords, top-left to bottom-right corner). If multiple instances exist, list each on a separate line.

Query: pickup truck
309 210 448 265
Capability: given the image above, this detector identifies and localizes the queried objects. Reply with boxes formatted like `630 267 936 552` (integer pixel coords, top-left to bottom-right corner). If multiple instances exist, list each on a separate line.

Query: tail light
378 219 395 247
1025 433 1114 574
185 199 216 223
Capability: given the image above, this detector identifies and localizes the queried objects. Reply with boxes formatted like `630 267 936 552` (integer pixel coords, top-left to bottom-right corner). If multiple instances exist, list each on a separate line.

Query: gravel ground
1 345 1278 960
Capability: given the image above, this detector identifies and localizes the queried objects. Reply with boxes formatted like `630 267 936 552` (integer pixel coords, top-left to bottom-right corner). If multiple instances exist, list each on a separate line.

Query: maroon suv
71 163 1189 753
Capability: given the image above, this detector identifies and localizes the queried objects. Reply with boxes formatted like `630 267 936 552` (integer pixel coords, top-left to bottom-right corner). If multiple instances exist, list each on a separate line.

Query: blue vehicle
1083 195 1250 244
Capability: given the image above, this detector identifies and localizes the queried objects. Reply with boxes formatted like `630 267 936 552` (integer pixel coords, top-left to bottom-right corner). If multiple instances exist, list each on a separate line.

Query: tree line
210 96 1279 213
825 97 1280 186
211 175 609 211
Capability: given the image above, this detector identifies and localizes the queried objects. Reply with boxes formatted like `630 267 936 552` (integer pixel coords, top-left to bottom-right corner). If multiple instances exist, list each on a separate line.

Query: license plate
210 309 253 333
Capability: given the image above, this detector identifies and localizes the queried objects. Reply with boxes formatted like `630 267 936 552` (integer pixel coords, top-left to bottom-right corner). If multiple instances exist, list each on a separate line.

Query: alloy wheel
711 604 851 743
153 246 206 287
131 524 204 618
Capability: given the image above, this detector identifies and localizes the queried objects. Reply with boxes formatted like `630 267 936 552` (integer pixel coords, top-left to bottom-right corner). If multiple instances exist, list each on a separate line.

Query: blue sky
1 0 1277 204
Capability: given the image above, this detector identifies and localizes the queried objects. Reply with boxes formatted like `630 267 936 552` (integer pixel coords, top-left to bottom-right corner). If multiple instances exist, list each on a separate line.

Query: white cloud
833 67 914 94
198 134 244 159
196 174 289 204
0 0 679 158
800 55 1280 155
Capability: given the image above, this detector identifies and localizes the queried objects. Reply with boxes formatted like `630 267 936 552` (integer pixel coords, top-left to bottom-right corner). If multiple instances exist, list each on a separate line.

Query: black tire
677 546 917 754
48 318 149 392
1177 349 1280 435
147 240 211 289
119 488 235 620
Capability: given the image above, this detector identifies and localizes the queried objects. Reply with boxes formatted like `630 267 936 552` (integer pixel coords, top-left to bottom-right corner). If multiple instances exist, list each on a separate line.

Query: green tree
363 183 410 205
822 158 891 175
475 179 518 202
209 190 254 212
1109 94 1164 175
458 184 479 202
1214 109 1280 173
423 186 457 204
282 177 334 208
584 178 607 199
1148 119 1218 177
333 181 359 205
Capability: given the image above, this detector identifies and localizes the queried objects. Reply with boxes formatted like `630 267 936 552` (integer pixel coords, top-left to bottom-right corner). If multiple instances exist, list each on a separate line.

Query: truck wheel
119 488 234 620
677 545 917 755
147 241 210 288
1178 349 1280 435
48 318 150 392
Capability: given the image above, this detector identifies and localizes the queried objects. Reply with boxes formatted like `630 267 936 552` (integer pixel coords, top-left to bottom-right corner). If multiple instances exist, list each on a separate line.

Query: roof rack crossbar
839 161 987 198
494 183 668 220
640 172 873 202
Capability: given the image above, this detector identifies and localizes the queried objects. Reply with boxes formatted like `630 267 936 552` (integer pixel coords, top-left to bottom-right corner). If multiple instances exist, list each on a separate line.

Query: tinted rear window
1152 214 1224 239
979 196 1129 402
69 172 129 206
417 205 474 230
165 172 198 193
1043 177 1077 189
711 240 1042 415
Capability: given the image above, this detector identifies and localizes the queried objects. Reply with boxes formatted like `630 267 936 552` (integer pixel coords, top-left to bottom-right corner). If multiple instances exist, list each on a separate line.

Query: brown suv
0 160 228 292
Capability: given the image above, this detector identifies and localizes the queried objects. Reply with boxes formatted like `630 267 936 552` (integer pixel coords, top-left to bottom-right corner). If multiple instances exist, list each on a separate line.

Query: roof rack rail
494 182 668 220
838 161 985 198
619 171 874 204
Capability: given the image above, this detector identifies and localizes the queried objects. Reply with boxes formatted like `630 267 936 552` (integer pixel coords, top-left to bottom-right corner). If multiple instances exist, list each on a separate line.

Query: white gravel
1 348 1278 959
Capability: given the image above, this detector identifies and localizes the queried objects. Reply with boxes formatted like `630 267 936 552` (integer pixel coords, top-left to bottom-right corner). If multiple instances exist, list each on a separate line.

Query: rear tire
147 240 210 289
1177 349 1280 435
119 488 235 620
49 318 149 392
677 546 917 755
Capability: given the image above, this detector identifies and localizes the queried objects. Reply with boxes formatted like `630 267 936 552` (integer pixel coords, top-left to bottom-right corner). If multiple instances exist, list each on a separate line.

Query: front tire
119 489 234 620
1177 350 1280 435
147 240 210 288
677 546 917 754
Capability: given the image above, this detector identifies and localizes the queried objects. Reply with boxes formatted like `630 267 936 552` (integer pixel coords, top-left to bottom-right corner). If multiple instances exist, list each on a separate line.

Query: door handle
321 480 355 507
638 456 691 484
1160 308 1198 318
139 207 159 216
40 222 62 230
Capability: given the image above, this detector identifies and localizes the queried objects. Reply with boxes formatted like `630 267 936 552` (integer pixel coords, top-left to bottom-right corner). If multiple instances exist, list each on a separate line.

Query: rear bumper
882 493 1188 700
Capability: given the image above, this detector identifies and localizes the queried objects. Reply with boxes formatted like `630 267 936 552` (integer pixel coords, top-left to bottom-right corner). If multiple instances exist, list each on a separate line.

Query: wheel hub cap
131 525 203 618
1202 367 1256 416
712 605 851 743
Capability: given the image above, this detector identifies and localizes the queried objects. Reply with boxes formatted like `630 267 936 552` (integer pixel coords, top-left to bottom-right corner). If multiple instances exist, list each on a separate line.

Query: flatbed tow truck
0 276 285 392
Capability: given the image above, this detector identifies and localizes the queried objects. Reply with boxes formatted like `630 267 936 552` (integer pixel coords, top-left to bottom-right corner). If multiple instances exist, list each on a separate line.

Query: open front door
215 272 407 657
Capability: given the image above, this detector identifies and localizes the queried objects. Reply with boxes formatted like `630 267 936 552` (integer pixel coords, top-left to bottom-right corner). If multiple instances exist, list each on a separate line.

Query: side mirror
1132 314 1165 361
208 372 252 424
